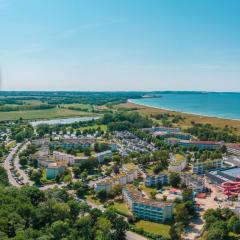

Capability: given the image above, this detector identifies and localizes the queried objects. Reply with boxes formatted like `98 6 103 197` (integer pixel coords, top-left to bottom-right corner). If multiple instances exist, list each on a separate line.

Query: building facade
145 174 168 187
192 159 223 174
123 186 173 223
96 150 112 163
181 174 205 193
95 169 138 192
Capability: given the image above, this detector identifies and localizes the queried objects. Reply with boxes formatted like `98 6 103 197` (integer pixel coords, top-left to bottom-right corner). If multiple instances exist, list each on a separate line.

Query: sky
0 0 240 91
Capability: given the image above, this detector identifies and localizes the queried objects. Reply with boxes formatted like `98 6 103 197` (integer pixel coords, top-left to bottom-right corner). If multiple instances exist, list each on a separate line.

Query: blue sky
0 0 240 91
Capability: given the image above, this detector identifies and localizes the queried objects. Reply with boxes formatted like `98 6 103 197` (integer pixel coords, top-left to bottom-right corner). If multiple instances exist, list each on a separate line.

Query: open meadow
0 108 95 121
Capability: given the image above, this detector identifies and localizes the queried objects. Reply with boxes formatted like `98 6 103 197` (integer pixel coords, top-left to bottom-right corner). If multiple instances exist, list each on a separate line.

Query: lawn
79 124 107 131
61 103 93 112
0 108 95 121
86 194 102 206
111 202 132 217
140 184 156 198
134 220 171 238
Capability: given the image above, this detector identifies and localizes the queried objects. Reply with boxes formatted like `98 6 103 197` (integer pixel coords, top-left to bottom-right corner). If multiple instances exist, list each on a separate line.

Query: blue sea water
130 93 240 120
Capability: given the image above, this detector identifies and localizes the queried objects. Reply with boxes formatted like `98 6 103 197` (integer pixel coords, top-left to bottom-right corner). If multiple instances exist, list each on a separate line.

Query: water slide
221 178 240 196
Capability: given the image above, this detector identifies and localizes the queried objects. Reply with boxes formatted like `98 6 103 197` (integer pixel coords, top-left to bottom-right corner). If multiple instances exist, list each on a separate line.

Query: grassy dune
0 108 95 121
115 102 240 134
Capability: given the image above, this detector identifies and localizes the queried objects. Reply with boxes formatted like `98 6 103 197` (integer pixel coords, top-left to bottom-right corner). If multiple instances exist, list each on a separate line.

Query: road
126 231 148 240
3 143 22 187
14 141 34 186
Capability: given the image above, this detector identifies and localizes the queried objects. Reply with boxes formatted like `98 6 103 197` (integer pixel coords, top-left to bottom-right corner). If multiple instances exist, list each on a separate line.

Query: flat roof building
123 186 173 223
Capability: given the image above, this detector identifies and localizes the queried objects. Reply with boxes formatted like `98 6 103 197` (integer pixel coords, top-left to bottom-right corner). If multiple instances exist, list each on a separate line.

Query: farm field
0 108 95 121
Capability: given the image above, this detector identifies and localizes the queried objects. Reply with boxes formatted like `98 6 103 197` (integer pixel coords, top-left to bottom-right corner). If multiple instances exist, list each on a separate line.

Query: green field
134 220 171 238
111 202 132 216
79 124 107 131
61 103 93 111
0 108 95 121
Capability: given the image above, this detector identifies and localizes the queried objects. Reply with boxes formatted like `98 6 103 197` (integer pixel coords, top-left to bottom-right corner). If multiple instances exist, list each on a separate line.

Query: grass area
111 202 132 216
174 154 185 161
140 184 156 198
134 220 171 238
79 124 107 131
145 165 155 175
115 102 240 134
85 194 102 206
61 103 93 111
6 140 16 149
0 108 95 121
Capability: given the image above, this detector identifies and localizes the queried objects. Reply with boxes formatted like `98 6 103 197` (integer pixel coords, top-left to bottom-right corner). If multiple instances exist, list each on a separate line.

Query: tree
21 186 45 206
174 203 190 226
169 172 181 187
96 189 107 202
182 188 193 202
30 170 42 185
19 156 28 167
67 200 81 223
170 223 182 240
96 217 112 240
49 221 70 240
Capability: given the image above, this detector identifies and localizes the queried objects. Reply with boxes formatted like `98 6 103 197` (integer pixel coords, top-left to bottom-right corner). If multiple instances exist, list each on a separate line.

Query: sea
129 92 240 120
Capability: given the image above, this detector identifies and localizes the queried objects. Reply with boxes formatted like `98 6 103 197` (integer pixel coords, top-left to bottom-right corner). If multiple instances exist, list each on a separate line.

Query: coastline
127 99 240 121
116 101 240 133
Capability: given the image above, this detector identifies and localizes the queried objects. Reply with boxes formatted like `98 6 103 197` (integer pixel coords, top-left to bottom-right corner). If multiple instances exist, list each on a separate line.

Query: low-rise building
123 186 173 223
145 174 168 187
192 159 223 174
226 144 240 157
206 167 240 186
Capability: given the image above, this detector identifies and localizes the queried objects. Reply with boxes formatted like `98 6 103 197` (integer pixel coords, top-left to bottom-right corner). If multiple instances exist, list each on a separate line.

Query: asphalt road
3 143 22 187
14 142 34 186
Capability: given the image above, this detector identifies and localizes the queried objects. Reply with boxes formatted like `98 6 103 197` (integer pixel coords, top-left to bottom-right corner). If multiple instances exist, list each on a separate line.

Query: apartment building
53 151 88 166
181 174 205 193
96 150 112 163
168 154 187 172
192 159 223 174
165 139 222 150
154 131 191 140
145 174 168 187
46 163 65 180
95 168 138 192
123 186 173 223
